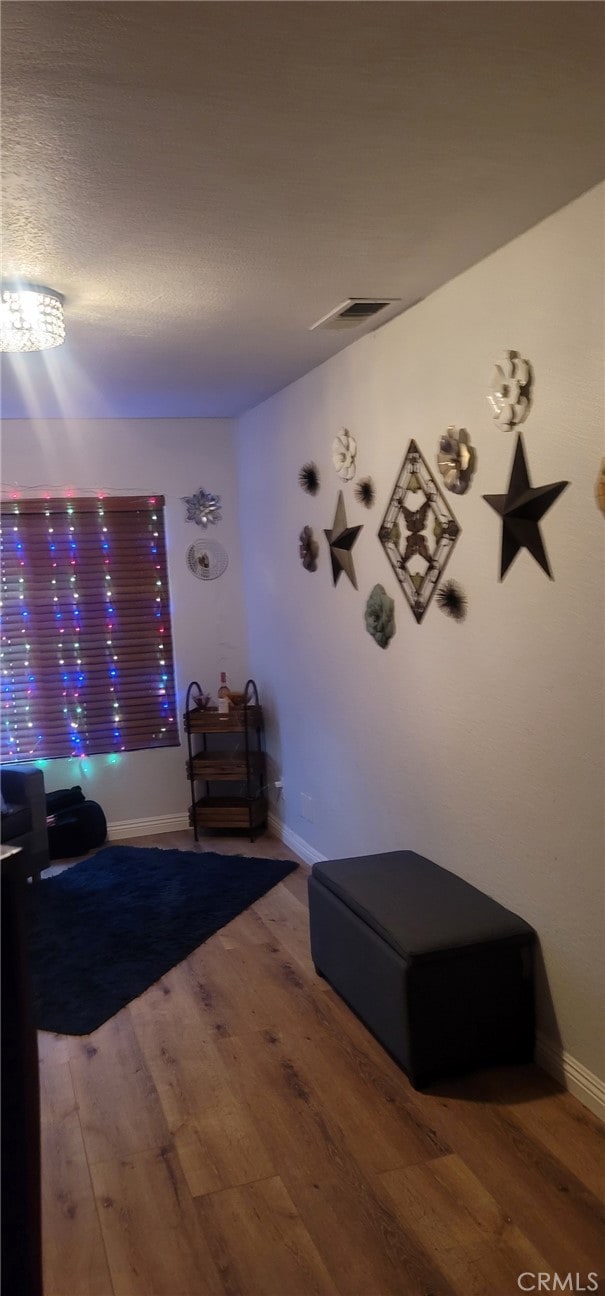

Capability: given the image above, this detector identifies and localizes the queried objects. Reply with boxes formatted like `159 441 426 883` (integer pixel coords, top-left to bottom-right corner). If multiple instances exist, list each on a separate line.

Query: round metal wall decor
186 538 229 580
437 427 475 494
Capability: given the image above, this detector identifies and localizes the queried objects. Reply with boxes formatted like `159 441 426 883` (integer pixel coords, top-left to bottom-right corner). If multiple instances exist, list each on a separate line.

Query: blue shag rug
26 844 297 1035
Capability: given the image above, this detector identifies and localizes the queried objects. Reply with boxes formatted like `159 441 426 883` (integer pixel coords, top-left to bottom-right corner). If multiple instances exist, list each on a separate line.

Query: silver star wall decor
182 488 222 527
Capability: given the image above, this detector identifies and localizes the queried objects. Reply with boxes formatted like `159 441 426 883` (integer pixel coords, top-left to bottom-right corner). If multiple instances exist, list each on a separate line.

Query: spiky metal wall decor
378 439 460 624
355 477 375 508
436 580 467 621
299 462 320 495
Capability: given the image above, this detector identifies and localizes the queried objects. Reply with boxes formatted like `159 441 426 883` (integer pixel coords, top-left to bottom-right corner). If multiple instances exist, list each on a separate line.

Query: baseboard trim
268 811 326 867
535 1033 605 1121
107 812 190 841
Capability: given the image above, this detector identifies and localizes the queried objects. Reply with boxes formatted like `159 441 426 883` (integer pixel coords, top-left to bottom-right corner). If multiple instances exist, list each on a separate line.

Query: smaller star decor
324 490 362 588
483 434 568 579
181 488 222 527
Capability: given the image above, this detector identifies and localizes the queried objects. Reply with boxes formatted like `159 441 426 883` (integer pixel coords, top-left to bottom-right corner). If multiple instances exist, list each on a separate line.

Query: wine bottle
217 671 230 717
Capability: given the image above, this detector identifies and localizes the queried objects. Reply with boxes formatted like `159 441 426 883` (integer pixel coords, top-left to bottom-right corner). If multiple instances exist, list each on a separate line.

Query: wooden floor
38 831 605 1296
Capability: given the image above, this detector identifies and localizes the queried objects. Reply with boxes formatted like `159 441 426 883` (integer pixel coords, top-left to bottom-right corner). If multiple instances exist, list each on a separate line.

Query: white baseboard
268 811 325 867
535 1033 605 1122
107 812 190 840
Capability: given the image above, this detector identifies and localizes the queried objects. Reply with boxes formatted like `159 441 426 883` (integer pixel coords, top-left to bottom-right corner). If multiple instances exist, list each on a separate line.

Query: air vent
309 298 401 332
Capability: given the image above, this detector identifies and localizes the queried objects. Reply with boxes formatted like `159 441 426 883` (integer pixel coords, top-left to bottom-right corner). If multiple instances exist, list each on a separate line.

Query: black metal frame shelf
184 678 267 842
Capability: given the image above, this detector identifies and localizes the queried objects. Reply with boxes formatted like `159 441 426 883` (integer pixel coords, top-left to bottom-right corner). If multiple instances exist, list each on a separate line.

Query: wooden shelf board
185 707 263 735
189 795 267 830
188 752 265 780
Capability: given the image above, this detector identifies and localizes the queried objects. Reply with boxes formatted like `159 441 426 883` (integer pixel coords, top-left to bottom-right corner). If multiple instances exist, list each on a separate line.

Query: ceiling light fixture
1 283 65 352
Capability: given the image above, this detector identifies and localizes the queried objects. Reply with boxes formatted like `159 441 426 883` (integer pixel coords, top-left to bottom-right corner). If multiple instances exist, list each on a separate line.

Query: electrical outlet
300 792 314 822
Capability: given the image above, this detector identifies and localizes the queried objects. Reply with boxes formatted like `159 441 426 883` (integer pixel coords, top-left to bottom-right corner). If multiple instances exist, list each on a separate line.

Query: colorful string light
1 496 176 759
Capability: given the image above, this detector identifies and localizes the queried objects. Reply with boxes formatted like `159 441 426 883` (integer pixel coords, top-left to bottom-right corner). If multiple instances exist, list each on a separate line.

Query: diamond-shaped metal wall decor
378 439 461 623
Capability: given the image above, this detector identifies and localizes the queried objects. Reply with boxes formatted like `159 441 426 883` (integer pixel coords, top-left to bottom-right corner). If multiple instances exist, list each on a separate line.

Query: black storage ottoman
308 850 536 1088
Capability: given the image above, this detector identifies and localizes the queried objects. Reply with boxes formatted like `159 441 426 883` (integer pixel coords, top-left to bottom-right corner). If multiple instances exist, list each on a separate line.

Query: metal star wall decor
181 488 222 527
483 433 568 579
379 439 460 623
324 490 362 588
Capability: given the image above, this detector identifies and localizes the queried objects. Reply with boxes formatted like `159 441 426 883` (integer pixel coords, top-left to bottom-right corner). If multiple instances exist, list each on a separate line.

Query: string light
1 508 42 757
0 496 177 759
99 504 124 750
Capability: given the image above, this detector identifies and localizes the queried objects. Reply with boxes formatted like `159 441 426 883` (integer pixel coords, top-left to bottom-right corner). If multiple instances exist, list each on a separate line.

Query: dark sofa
1 764 49 881
1 768 45 1296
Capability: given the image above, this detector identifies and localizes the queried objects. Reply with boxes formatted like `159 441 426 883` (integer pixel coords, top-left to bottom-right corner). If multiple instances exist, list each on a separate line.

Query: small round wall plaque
186 539 228 580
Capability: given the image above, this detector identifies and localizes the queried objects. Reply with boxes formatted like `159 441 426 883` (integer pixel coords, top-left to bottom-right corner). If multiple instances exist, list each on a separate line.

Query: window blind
1 495 179 761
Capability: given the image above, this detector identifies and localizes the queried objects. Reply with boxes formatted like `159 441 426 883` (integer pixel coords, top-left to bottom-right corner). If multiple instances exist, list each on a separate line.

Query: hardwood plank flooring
195 1176 340 1296
37 830 605 1296
39 1060 113 1296
91 1146 226 1296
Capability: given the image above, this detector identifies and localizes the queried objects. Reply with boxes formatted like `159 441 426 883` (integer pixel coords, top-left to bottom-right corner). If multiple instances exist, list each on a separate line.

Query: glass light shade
1 284 65 352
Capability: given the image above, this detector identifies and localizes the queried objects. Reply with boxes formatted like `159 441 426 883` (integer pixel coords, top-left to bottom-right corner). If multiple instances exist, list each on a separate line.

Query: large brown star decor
483 433 569 580
324 490 362 588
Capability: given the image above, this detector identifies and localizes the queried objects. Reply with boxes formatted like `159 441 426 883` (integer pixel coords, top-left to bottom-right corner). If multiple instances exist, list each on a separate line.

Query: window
1 495 179 761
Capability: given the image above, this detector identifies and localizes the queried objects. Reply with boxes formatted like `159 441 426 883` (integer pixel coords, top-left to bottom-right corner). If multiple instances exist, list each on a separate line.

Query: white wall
236 185 605 1082
1 418 247 825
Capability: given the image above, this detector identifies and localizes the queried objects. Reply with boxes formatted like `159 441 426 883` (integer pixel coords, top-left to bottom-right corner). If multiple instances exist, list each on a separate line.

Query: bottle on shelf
217 671 230 717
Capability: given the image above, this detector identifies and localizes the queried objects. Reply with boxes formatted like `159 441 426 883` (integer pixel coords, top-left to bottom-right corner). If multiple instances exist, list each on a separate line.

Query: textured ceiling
1 1 604 420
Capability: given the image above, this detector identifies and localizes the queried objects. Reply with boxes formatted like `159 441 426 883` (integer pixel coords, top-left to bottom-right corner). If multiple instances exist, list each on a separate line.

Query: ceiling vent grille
309 297 401 331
